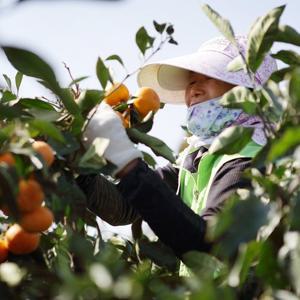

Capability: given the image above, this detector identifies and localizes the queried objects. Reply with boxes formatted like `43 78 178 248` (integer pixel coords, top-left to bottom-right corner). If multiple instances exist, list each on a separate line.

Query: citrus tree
1 3 300 299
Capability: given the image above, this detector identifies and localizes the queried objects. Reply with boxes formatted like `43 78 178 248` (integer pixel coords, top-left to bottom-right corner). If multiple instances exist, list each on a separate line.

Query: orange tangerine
0 239 8 263
17 179 44 213
19 206 54 233
104 83 130 106
133 87 160 118
32 141 55 167
0 153 15 166
5 224 40 255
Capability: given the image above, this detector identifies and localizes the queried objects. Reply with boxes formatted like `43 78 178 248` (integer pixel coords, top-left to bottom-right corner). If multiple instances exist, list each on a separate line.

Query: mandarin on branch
32 141 55 167
5 224 40 255
17 179 44 213
0 239 8 263
133 87 160 118
19 206 54 233
0 152 15 166
104 83 130 106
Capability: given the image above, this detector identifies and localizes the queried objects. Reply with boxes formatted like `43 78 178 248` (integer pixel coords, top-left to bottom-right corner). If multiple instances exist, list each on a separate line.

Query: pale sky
1 0 299 238
1 0 299 160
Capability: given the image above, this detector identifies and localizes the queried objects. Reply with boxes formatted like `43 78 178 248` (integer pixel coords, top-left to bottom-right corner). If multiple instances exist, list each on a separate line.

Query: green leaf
289 68 300 108
275 25 300 46
106 55 124 67
220 86 257 114
77 90 104 116
290 192 300 231
2 46 59 91
153 20 166 34
78 137 109 169
2 47 81 117
3 74 12 91
272 50 300 66
126 128 175 163
246 5 285 73
29 119 65 143
0 103 22 119
270 67 293 83
209 126 254 155
0 124 15 144
70 114 85 136
141 151 156 168
18 98 56 111
132 115 154 133
227 55 245 72
96 57 111 90
135 27 155 55
202 4 236 46
57 88 81 116
40 84 81 122
182 251 225 280
228 241 262 287
0 167 19 218
55 173 87 211
267 126 300 161
256 241 285 288
137 238 178 270
68 76 89 88
0 130 9 145
17 98 60 121
1 90 17 102
114 102 129 113
213 195 271 258
15 71 23 93
48 131 80 156
260 85 284 121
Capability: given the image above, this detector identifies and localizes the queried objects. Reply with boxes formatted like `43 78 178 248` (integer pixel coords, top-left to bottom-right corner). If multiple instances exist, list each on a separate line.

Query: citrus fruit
19 206 54 233
133 87 160 118
5 224 40 255
32 141 55 167
104 83 130 106
0 153 15 166
17 179 44 213
0 239 8 263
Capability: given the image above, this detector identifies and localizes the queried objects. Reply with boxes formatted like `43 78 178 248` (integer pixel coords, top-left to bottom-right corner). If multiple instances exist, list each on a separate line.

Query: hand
83 101 142 176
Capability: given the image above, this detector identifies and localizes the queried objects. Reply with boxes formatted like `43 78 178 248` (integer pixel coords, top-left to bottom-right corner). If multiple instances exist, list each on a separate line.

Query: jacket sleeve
117 159 210 258
155 163 179 192
76 173 140 225
117 157 253 258
75 162 179 226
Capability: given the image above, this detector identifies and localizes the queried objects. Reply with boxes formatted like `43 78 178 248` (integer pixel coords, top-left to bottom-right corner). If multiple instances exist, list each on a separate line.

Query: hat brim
137 51 254 104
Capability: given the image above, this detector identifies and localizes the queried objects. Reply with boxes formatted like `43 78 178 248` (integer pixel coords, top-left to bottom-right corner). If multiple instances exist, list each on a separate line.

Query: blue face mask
186 97 242 141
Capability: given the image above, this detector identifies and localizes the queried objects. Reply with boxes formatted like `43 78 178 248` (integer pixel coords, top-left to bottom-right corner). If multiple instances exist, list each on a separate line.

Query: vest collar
182 146 208 173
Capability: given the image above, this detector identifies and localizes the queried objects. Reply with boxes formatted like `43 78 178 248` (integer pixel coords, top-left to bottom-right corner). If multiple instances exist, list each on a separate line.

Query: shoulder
201 157 253 220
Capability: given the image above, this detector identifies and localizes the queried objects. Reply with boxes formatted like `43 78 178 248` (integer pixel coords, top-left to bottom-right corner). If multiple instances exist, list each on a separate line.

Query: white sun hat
137 35 277 104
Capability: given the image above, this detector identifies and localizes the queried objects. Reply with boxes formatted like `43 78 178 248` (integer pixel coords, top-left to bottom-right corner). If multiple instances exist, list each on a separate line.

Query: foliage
0 3 300 299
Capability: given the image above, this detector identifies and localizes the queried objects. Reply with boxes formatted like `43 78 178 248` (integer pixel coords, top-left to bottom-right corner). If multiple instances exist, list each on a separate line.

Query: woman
78 35 277 274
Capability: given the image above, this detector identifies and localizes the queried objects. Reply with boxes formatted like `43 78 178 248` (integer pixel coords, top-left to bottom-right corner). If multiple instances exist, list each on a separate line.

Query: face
184 72 236 107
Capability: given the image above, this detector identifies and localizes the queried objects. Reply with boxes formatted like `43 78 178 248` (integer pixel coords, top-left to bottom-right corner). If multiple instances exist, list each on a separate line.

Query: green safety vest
178 140 262 276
